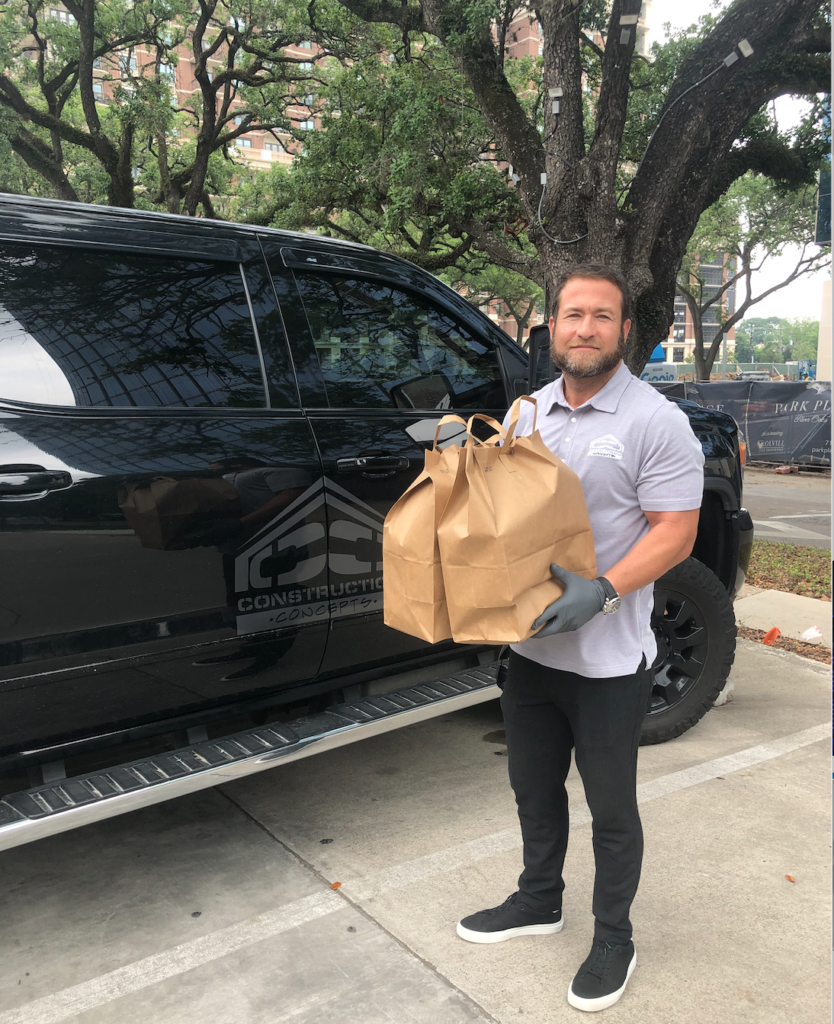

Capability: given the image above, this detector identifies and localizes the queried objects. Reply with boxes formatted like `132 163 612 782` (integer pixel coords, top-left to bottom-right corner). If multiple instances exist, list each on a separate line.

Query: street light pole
721 332 727 380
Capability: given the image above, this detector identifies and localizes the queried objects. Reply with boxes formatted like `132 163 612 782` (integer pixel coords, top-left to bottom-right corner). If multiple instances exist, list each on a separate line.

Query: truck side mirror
527 323 556 392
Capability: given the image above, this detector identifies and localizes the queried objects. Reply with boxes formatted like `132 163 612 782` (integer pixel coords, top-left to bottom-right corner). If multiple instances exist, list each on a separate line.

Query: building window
700 263 723 287
304 93 314 106
92 82 106 102
300 40 313 49
235 137 252 148
299 119 315 130
298 61 312 70
673 347 685 363
49 8 75 23
264 142 281 152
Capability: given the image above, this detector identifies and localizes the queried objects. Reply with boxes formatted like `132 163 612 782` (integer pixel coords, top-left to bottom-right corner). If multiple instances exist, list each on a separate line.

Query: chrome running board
0 666 500 851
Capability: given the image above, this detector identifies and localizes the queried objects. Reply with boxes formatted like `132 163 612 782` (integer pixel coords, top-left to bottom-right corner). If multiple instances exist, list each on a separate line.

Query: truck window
294 272 504 409
0 244 267 408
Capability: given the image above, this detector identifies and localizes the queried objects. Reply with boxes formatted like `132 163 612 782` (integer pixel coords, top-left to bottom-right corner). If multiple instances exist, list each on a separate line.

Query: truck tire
641 557 736 745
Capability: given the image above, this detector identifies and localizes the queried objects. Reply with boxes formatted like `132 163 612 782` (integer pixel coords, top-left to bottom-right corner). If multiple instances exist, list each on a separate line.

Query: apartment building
666 258 737 363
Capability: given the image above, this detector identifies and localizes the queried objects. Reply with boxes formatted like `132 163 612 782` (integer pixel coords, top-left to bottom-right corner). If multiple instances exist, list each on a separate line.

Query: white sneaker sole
567 949 636 1012
456 917 564 944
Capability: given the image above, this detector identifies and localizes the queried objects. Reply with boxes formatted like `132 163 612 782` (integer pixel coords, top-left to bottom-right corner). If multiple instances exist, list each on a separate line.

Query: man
456 265 705 1012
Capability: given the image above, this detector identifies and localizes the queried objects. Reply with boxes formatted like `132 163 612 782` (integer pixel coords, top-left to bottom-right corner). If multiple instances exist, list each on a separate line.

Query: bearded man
456 265 705 1013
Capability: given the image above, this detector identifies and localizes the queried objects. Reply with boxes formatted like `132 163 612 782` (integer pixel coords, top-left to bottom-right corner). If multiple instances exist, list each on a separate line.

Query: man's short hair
551 264 633 323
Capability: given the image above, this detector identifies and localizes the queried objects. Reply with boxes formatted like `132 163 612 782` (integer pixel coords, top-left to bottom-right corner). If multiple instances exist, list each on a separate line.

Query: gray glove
531 564 606 637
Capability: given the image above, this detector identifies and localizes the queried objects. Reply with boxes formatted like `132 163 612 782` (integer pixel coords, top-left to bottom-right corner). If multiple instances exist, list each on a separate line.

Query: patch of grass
746 540 831 599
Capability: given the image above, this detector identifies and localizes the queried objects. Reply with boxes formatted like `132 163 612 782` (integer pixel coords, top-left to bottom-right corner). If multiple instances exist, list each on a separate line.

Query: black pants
500 650 653 944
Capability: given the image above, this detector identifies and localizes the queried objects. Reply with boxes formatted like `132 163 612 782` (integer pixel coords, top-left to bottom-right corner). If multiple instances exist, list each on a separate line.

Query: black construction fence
651 380 831 467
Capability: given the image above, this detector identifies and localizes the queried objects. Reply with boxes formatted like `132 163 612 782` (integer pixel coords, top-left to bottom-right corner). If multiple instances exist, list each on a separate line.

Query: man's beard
551 331 626 379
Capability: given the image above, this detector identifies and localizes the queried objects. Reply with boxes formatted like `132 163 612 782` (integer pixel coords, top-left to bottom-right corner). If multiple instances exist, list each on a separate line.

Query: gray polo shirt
505 361 705 677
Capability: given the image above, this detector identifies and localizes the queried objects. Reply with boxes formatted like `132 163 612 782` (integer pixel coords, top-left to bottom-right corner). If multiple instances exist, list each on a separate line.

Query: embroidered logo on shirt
587 434 625 460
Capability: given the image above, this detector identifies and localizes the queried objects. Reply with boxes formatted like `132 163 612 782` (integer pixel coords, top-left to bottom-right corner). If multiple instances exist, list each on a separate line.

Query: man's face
549 277 631 379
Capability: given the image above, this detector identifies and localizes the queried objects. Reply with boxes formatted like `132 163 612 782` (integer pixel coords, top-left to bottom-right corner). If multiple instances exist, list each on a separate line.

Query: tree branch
7 123 79 202
627 0 829 269
329 0 425 32
590 0 643 193
722 243 830 335
579 31 604 61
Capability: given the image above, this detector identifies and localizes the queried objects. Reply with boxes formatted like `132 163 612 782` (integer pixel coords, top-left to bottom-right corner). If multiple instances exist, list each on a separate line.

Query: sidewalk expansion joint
218 788 504 1024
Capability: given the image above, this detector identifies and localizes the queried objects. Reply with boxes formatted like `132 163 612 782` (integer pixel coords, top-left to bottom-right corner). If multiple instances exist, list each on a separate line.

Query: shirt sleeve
637 401 705 511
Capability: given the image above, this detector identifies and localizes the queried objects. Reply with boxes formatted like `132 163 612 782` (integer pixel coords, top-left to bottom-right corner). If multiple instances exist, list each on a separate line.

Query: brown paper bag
118 476 240 550
382 415 467 643
437 396 597 644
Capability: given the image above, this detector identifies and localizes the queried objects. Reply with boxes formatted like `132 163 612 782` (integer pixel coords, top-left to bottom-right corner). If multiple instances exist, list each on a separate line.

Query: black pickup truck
0 196 753 850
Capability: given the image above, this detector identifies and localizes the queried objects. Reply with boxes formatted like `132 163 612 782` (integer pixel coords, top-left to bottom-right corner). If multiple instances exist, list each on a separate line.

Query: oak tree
328 0 830 369
0 0 358 215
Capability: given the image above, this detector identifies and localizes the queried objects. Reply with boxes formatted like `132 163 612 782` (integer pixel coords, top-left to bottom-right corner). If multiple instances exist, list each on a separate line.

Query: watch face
604 596 622 614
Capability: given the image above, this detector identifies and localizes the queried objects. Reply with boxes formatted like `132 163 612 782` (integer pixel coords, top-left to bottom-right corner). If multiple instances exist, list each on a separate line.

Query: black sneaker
456 893 563 944
567 939 636 1012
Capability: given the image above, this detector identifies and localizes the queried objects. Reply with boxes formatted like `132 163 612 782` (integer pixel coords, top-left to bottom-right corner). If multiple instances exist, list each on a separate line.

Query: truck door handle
336 456 410 475
0 465 73 499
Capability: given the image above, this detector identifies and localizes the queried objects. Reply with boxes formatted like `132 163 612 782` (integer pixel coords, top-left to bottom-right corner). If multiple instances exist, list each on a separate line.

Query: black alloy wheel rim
648 587 709 716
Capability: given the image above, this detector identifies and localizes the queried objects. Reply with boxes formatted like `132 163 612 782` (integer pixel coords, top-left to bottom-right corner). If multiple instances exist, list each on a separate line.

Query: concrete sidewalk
734 588 831 648
0 640 829 1024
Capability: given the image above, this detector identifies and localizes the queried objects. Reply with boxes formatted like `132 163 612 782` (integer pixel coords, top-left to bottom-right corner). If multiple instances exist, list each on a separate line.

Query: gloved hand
531 564 607 637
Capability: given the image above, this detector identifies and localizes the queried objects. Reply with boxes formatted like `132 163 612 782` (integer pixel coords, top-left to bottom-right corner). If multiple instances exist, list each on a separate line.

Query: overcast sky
646 0 830 325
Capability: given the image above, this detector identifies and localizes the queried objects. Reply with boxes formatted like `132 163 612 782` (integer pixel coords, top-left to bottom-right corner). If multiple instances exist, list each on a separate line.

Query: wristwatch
596 576 622 615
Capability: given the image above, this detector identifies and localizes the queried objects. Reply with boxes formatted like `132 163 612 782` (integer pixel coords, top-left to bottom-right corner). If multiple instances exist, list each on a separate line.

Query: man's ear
622 318 632 342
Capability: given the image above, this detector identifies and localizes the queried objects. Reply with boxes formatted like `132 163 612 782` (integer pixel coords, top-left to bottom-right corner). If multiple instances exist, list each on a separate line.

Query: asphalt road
741 466 831 549
0 640 829 1024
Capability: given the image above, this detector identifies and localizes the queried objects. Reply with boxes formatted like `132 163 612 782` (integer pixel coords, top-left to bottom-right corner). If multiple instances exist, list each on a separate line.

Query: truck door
264 246 518 677
0 238 327 759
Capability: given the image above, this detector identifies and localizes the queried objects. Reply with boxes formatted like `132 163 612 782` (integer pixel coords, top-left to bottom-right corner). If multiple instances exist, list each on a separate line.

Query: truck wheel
640 557 736 745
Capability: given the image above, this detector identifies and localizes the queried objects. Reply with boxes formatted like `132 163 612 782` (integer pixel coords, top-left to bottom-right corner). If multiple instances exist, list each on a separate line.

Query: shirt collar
546 361 633 415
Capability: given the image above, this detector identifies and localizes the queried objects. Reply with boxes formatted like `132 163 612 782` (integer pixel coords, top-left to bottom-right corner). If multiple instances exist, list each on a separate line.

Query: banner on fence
651 381 831 466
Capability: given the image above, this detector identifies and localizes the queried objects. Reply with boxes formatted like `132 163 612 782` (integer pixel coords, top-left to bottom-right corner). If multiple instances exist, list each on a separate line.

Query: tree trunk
181 145 212 217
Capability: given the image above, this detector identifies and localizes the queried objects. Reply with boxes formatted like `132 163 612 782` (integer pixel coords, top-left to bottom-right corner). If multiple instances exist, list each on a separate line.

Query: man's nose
576 314 595 337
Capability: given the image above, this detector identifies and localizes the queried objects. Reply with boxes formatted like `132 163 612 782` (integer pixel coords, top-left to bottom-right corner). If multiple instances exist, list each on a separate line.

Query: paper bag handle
504 395 538 446
464 413 507 446
432 414 469 448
